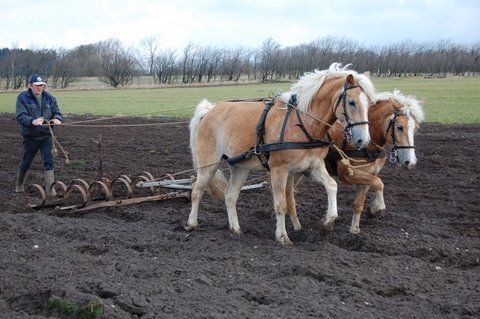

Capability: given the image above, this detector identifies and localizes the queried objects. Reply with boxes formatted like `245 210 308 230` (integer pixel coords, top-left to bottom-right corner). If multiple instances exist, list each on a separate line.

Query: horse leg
225 166 249 234
351 185 370 234
270 166 292 245
185 164 220 231
337 164 383 233
370 178 386 215
309 163 338 233
287 175 302 231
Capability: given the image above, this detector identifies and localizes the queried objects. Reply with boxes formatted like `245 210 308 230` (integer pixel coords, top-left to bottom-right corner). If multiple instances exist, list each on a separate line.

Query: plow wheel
132 174 155 196
140 171 154 181
68 179 90 192
48 181 67 198
88 181 113 202
110 176 133 199
25 184 47 208
64 184 88 208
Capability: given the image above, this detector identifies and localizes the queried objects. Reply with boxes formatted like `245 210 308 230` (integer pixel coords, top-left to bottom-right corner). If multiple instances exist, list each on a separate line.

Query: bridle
386 110 415 163
334 79 369 143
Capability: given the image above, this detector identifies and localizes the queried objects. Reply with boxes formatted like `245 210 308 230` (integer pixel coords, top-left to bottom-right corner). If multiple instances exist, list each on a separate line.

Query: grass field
1 77 479 123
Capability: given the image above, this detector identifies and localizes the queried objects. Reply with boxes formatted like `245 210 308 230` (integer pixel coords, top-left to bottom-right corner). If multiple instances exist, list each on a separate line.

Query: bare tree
98 39 139 87
258 38 281 82
51 49 76 88
153 49 179 84
140 36 160 82
181 42 195 84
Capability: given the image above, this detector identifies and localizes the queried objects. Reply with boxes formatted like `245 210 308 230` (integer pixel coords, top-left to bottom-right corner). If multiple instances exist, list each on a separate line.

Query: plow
24 171 267 212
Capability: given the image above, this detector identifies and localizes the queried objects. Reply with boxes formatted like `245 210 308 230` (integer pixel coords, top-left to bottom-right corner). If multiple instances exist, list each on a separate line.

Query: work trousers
18 136 55 172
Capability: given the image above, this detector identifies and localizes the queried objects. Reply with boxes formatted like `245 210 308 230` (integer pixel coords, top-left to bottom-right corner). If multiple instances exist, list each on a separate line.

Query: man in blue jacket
15 74 63 196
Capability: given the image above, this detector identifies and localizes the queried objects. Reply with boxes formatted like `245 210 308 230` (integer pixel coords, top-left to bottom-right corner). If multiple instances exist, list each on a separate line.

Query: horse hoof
349 227 360 234
370 205 386 215
230 228 242 235
367 208 386 218
319 218 335 235
184 223 197 231
293 225 303 232
277 235 294 246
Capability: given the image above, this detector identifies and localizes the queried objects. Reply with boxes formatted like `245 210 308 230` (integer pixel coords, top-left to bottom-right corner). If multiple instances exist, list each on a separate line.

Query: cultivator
24 135 268 212
24 171 191 212
24 171 267 212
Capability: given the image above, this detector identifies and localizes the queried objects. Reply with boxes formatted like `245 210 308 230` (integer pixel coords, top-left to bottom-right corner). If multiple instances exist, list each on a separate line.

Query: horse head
384 90 425 169
291 63 376 149
332 73 372 149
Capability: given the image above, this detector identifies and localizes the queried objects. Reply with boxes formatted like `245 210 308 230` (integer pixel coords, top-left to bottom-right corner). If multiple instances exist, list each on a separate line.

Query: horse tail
189 99 227 200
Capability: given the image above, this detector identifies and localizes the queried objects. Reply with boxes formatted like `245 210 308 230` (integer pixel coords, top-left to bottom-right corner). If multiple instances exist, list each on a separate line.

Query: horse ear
363 71 371 78
346 74 355 85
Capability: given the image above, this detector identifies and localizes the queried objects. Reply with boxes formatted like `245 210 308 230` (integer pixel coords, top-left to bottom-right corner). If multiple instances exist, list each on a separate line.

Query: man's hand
32 118 44 126
51 119 61 125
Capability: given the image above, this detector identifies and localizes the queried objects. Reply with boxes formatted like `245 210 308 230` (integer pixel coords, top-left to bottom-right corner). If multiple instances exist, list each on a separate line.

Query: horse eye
397 125 404 132
348 100 356 107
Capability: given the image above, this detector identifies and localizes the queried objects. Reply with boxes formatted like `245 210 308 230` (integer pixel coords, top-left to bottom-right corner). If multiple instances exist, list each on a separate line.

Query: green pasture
1 77 479 123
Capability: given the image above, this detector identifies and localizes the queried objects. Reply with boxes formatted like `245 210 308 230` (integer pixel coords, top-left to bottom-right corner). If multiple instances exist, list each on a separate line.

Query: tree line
1 36 479 89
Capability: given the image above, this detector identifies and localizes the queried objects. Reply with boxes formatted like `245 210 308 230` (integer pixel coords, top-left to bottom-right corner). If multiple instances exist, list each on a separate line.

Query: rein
42 120 70 164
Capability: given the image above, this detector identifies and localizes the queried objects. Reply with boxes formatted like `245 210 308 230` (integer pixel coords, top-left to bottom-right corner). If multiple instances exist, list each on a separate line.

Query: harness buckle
344 126 352 142
389 149 398 163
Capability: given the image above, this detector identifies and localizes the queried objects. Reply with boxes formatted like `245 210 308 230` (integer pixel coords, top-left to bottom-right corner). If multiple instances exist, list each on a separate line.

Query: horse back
197 101 266 158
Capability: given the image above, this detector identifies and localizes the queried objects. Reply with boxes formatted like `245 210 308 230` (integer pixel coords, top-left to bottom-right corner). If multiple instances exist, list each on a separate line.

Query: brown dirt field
0 114 479 318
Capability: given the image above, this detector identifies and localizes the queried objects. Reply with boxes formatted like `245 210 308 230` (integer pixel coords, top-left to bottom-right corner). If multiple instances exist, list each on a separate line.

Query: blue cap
29 74 46 85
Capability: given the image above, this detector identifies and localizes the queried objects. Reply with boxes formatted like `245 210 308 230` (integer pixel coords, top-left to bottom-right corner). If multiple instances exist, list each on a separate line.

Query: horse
185 63 376 245
288 89 425 234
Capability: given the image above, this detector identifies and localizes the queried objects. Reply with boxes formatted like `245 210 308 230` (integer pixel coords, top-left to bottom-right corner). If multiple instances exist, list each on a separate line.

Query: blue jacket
15 88 63 138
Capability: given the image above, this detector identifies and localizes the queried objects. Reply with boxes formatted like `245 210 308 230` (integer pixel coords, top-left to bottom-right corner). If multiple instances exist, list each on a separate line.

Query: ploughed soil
0 113 479 319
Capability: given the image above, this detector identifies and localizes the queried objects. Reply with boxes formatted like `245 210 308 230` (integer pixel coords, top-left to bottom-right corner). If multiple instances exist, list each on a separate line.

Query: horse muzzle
397 149 417 169
351 125 370 149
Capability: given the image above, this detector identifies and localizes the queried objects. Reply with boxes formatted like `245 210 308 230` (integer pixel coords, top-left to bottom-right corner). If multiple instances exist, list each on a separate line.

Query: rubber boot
15 169 27 193
44 170 57 197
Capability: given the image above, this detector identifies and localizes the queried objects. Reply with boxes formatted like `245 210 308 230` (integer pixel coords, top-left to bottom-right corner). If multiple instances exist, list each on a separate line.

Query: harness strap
227 141 331 167
386 112 416 152
295 108 320 142
279 95 295 143
326 148 388 162
225 94 331 169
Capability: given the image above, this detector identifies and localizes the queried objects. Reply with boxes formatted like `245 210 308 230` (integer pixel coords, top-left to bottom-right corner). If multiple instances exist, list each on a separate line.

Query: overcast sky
1 0 479 50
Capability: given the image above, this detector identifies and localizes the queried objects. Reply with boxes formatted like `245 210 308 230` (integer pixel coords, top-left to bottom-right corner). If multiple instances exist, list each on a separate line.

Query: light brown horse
186 63 376 245
289 89 425 234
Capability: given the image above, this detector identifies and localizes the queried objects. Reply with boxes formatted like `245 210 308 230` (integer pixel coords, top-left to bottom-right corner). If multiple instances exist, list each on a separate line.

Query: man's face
30 84 45 96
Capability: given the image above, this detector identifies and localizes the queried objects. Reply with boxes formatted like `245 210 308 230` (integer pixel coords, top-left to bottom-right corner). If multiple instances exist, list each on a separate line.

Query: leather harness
224 78 371 170
224 94 331 170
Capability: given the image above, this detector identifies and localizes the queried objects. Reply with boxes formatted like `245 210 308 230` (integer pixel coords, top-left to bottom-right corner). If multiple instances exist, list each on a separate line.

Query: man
15 74 63 196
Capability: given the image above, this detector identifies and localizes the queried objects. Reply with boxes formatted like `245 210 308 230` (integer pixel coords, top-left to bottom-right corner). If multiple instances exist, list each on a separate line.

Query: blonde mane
375 89 425 123
280 63 376 113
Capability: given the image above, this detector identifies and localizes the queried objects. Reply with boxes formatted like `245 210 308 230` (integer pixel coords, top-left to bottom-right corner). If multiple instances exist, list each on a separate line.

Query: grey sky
1 0 479 50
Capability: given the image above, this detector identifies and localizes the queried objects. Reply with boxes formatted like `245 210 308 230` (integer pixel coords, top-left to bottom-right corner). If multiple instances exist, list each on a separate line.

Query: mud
0 114 479 318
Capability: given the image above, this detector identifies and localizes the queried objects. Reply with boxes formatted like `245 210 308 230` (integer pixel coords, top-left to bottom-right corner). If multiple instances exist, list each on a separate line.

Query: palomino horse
186 63 376 245
289 89 424 234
